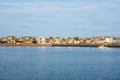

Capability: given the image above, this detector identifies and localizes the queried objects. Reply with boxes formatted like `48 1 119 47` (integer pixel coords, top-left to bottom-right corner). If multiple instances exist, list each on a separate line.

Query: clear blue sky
0 0 120 38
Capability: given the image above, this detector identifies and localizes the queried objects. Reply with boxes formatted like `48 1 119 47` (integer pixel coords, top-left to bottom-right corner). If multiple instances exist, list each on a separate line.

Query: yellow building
54 39 62 44
7 36 16 43
67 39 74 44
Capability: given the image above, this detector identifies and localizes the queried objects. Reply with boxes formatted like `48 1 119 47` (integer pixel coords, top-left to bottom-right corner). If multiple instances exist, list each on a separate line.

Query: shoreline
0 43 52 47
0 43 120 48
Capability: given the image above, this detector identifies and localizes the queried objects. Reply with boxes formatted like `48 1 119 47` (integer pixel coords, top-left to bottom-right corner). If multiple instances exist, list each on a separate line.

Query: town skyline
0 35 120 48
0 0 120 37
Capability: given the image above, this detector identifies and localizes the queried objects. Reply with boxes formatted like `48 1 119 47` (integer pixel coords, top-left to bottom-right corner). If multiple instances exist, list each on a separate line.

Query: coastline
0 43 52 47
0 43 120 48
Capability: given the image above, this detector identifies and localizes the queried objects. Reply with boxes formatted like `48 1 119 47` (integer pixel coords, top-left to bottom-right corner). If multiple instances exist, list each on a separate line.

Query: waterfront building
61 38 67 44
16 38 24 44
48 38 55 44
0 37 7 43
0 37 2 40
79 39 84 43
32 38 37 44
67 39 74 44
16 38 23 42
74 40 80 44
22 36 33 43
54 38 62 44
105 37 113 44
0 37 3 41
86 39 92 44
112 38 120 45
95 37 104 45
36 37 46 44
3 38 7 42
7 36 16 43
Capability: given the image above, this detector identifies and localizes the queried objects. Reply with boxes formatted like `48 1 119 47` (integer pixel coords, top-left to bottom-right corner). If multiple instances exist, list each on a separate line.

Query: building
22 36 33 43
16 38 24 44
94 37 105 45
74 40 80 44
61 38 67 44
0 37 7 43
7 36 16 43
0 37 3 42
112 38 120 45
86 39 92 44
54 38 62 44
67 39 74 44
105 37 113 44
36 37 46 44
16 38 23 42
48 38 55 44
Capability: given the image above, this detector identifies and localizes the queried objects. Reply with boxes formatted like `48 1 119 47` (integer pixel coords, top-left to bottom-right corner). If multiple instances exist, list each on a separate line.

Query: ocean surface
0 47 120 80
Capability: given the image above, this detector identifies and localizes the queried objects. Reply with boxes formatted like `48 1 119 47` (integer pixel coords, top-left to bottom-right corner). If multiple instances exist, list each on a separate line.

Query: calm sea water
0 47 120 80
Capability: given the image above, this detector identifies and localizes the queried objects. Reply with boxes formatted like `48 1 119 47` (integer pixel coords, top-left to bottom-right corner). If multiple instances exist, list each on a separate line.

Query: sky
0 0 120 38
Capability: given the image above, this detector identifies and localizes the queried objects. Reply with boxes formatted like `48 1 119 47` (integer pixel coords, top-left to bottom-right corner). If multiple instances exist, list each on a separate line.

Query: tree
55 36 60 39
73 37 79 41
68 37 72 39
49 37 54 39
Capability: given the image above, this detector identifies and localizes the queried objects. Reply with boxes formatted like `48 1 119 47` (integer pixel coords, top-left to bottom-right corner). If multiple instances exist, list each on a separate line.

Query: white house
36 37 46 44
105 38 113 43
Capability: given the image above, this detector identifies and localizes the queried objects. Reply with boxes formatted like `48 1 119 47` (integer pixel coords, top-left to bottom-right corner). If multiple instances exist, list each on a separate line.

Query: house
61 38 67 44
0 37 7 43
79 39 84 43
86 39 92 44
95 37 105 45
16 38 23 42
48 38 55 44
112 38 120 45
7 36 16 43
36 37 46 44
67 39 74 44
105 37 113 44
54 38 62 44
0 37 3 41
22 36 33 43
74 40 80 44
3 38 7 42
16 38 24 44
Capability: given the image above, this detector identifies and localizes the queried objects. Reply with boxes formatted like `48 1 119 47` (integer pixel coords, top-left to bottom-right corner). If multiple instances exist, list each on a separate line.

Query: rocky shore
0 43 120 48
0 43 52 47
